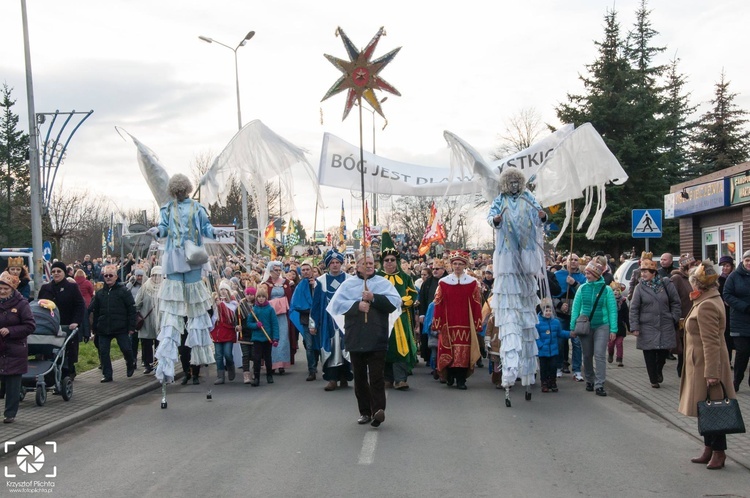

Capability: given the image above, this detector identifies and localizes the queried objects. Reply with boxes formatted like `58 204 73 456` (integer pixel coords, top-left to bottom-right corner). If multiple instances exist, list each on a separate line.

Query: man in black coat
417 260 446 362
37 261 85 379
90 265 137 382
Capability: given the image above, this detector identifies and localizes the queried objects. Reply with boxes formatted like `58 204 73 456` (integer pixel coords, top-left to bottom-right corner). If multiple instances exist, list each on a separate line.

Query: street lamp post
356 98 387 226
198 30 255 264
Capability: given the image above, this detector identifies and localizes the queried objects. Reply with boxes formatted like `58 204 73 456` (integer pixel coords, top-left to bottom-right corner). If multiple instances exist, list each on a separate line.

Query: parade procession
2 1 750 496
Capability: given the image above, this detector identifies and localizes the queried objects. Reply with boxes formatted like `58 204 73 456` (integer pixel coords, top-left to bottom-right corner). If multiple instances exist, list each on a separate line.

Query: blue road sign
42 241 52 261
632 209 662 238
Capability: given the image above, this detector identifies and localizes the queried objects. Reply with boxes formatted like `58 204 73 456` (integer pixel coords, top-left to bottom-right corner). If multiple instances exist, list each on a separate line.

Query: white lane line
358 431 378 465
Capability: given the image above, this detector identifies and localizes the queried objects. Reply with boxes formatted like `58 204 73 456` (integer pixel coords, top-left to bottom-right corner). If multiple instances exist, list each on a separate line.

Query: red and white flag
418 202 447 256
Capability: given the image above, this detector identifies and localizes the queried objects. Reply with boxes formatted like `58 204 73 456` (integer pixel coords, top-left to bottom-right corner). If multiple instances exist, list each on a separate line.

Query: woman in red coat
0 272 36 423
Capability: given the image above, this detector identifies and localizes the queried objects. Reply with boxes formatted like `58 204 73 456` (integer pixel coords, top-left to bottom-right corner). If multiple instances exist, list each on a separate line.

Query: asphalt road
5 361 750 498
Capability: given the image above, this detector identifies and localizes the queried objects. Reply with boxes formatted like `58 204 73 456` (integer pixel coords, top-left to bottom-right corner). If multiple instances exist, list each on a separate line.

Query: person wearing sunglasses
629 252 681 388
90 265 138 382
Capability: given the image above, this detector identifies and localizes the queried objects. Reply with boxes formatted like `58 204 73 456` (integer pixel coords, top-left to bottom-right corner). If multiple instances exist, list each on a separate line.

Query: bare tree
44 184 110 260
492 107 549 159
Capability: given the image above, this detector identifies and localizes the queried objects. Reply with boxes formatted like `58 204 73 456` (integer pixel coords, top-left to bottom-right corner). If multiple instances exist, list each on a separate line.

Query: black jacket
90 282 136 336
418 276 440 316
724 264 750 338
343 294 397 353
38 278 85 326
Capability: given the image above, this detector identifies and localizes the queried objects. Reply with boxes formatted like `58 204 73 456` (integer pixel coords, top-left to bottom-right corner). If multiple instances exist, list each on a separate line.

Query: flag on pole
338 199 347 252
264 218 277 259
101 232 107 258
418 202 447 256
107 212 114 250
285 218 300 248
363 200 372 247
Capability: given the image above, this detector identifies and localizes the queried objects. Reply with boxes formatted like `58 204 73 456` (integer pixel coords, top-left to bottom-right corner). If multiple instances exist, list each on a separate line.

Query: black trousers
704 433 727 451
447 367 468 386
322 361 353 382
643 349 669 383
733 337 750 388
539 356 558 385
130 334 140 363
98 333 135 380
179 330 201 377
1 374 22 419
141 338 155 368
350 350 386 417
253 341 272 377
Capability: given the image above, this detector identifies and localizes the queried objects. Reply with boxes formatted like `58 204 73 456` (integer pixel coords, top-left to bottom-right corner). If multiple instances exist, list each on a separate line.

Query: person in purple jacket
0 272 36 423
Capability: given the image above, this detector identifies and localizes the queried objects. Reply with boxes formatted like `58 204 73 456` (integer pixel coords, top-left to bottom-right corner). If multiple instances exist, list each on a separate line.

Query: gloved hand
272 339 279 347
147 227 159 238
257 322 264 329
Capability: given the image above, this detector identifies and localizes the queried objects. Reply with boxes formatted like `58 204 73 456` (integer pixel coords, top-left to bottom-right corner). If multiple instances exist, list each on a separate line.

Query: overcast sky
2 0 748 242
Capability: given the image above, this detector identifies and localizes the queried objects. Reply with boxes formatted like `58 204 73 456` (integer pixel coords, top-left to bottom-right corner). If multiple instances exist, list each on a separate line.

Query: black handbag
697 382 746 436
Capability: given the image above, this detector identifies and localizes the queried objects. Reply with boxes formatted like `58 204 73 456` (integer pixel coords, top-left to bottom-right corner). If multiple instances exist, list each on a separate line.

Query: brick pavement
2 337 749 471
605 335 750 470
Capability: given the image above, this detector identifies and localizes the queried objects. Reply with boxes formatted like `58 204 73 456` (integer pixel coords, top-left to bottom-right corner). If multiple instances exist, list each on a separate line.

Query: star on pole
322 26 401 121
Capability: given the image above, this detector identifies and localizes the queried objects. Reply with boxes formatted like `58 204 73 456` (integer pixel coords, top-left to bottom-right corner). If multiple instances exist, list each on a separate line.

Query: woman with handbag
570 256 618 397
630 254 681 388
135 266 163 374
679 261 737 470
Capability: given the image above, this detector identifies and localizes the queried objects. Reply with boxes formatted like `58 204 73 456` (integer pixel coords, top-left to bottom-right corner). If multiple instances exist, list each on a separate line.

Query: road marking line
358 431 378 465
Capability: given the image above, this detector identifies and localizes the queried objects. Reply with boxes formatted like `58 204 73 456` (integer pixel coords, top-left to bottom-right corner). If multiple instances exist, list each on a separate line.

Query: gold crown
7 256 24 268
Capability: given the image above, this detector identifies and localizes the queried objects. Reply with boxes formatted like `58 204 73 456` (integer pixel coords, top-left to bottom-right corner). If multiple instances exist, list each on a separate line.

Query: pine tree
0 83 31 246
662 58 696 184
554 3 679 256
690 70 750 176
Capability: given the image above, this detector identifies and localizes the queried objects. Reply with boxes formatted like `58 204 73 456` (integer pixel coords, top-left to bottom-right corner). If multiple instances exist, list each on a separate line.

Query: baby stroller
21 300 77 406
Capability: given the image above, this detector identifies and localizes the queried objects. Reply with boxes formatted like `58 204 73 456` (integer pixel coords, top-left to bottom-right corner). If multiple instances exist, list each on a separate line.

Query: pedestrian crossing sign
632 209 662 238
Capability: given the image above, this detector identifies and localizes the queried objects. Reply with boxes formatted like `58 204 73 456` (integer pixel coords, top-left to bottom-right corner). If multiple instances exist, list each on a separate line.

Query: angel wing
443 130 499 202
116 127 171 206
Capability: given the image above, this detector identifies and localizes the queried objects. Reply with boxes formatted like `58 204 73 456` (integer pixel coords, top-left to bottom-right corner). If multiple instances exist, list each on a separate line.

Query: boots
243 372 252 384
324 380 337 391
690 446 712 464
706 450 726 470
266 374 274 384
251 376 260 387
227 363 236 381
616 357 623 367
608 353 614 363
541 380 549 393
214 371 225 385
180 373 191 385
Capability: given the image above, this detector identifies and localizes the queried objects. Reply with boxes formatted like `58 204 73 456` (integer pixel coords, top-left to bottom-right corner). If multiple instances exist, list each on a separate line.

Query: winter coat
38 278 85 326
535 313 570 358
678 288 735 417
90 282 136 336
669 269 693 319
246 303 279 343
210 300 238 343
0 291 35 375
723 264 750 338
630 278 680 350
614 298 630 338
570 277 618 333
134 285 160 340
75 275 95 308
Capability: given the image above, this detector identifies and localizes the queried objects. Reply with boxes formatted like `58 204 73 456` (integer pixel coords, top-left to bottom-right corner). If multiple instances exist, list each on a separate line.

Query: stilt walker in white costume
148 173 216 408
487 168 547 407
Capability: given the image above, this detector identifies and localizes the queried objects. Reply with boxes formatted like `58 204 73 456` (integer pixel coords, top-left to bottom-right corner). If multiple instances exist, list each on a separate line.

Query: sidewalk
0 359 163 450
605 335 750 470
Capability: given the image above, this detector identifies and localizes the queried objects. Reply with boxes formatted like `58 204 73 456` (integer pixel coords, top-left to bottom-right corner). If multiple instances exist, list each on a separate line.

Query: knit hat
51 261 67 273
744 250 750 259
150 266 163 275
134 268 146 276
218 279 233 293
0 271 19 289
584 260 605 279
244 286 257 296
679 253 696 268
718 256 734 266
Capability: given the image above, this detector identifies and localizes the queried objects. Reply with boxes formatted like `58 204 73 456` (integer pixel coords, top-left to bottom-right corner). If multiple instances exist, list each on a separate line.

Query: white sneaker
556 369 563 378
573 372 584 382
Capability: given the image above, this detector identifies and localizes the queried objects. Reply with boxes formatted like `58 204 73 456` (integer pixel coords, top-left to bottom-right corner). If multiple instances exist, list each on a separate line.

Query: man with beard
310 249 353 391
553 254 586 380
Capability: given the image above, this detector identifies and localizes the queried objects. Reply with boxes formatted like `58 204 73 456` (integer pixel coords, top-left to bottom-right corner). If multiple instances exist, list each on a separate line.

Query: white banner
490 124 574 179
206 225 236 245
318 133 483 197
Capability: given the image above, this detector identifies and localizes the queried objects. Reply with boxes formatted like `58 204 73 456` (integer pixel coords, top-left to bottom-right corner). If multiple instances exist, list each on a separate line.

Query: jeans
559 336 582 372
580 324 610 388
350 350 386 417
213 342 234 371
301 326 320 374
99 333 135 380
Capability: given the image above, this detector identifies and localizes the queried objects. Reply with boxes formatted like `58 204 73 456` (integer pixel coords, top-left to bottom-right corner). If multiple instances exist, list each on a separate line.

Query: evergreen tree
661 57 696 184
0 83 31 246
690 70 750 176
555 3 679 256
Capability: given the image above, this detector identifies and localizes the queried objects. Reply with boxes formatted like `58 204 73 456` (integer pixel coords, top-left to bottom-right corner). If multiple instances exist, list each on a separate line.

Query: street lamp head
198 35 213 43
244 31 256 41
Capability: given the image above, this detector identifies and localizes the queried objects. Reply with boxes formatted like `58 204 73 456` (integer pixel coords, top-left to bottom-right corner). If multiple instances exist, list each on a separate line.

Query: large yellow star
322 26 401 121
